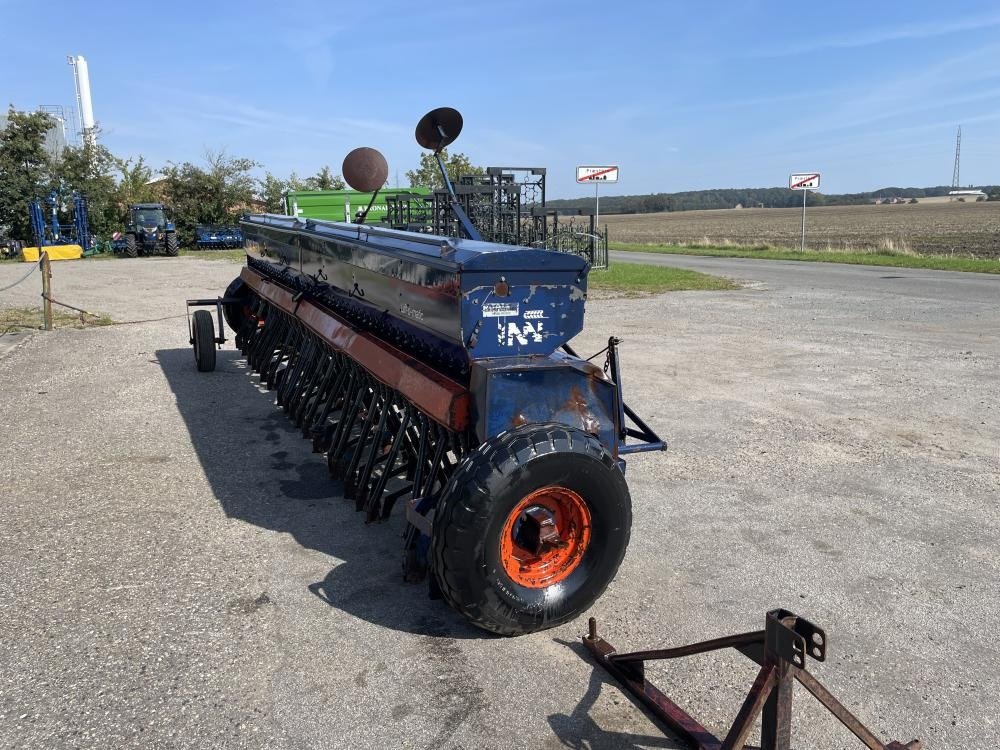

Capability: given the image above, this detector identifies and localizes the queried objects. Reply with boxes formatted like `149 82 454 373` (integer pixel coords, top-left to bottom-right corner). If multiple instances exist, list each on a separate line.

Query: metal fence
382 166 609 269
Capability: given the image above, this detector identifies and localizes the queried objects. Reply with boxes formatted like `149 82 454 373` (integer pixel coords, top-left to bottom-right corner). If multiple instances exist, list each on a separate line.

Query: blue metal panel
241 213 589 369
460 272 586 359
470 355 620 456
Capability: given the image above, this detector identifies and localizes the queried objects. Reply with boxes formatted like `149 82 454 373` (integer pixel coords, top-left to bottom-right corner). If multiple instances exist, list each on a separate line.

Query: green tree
405 149 484 189
305 165 345 191
52 136 120 238
0 108 54 240
113 155 157 210
258 172 288 213
162 150 258 246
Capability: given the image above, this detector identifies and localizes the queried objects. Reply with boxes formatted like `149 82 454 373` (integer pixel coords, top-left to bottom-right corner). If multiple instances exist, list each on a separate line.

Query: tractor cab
128 203 172 234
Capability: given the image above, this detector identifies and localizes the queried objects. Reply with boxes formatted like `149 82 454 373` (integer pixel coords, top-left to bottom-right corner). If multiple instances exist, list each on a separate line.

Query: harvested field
602 200 1000 258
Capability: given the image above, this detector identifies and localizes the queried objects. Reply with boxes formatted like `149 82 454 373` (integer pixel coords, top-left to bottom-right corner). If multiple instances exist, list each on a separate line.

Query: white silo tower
67 55 96 147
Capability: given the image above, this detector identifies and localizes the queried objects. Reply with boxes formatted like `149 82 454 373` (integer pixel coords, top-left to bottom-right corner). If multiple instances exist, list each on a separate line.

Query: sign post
789 172 820 251
577 166 619 228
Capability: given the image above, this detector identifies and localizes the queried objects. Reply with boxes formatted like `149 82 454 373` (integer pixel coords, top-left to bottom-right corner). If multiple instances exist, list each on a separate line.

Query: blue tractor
120 203 178 257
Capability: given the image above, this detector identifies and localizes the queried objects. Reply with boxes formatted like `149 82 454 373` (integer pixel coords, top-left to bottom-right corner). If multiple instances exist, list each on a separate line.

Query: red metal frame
240 267 471 430
583 610 921 750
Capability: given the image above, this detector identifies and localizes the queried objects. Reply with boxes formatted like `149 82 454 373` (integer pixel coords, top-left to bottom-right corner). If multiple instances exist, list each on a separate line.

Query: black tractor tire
124 233 137 258
432 423 631 636
192 309 217 372
165 232 179 256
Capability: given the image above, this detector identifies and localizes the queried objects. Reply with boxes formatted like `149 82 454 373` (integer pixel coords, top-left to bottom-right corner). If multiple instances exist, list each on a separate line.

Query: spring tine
291 337 328 422
309 359 351 450
279 329 315 409
328 371 370 478
250 304 285 373
286 335 321 420
363 392 408 510
253 309 286 376
265 316 300 389
275 322 307 405
409 413 430 499
245 302 274 370
398 417 425 482
369 404 412 521
325 366 363 460
269 317 302 389
342 383 385 499
301 351 341 435
354 391 395 512
415 424 449 504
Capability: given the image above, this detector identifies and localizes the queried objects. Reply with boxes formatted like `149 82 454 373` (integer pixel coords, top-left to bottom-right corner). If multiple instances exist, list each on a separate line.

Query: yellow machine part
21 245 84 262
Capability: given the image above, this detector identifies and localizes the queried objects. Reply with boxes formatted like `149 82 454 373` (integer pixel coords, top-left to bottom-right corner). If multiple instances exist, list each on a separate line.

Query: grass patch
612 241 1000 274
589 262 737 295
0 306 114 334
179 248 247 262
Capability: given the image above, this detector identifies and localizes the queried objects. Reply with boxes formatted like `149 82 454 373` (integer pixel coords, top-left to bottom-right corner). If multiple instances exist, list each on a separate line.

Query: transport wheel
165 233 179 256
432 423 631 636
192 309 217 372
124 234 137 258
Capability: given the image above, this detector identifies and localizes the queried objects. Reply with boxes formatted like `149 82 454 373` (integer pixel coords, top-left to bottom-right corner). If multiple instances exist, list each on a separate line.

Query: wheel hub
499 486 592 588
515 506 568 556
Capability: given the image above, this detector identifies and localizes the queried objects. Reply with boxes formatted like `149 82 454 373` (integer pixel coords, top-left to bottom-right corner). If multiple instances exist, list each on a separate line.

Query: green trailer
284 187 431 224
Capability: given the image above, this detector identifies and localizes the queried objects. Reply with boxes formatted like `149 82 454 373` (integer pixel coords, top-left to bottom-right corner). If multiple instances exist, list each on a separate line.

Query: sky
0 0 997 198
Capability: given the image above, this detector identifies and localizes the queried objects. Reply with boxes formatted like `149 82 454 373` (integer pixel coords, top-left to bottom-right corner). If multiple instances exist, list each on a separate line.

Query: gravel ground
0 255 997 749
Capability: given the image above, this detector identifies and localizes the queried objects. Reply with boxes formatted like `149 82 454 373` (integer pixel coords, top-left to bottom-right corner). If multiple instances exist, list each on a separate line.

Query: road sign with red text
577 166 619 183
789 173 820 190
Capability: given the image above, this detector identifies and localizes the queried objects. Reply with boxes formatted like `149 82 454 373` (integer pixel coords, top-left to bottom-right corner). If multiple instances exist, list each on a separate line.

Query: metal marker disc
415 107 463 151
342 147 389 192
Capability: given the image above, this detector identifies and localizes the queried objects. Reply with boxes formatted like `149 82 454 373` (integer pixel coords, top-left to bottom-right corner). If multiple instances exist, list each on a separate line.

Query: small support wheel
432 423 631 636
192 309 217 372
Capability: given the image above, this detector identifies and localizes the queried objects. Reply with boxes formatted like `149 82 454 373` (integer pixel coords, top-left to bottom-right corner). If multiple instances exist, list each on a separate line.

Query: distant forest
545 185 1000 214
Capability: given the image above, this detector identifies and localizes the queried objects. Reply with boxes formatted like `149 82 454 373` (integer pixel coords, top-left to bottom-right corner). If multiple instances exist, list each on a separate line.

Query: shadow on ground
156 346 484 640
159 344 689 747
547 639 683 750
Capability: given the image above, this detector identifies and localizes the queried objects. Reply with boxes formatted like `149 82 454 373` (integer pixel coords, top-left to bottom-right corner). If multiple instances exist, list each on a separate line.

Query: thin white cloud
176 95 407 141
750 11 1000 57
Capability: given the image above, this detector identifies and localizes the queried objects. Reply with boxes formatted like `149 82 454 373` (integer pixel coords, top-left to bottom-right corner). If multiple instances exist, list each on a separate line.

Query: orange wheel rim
499 486 591 588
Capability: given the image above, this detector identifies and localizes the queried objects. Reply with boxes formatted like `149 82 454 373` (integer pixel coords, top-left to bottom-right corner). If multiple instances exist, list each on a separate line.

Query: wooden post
40 251 53 331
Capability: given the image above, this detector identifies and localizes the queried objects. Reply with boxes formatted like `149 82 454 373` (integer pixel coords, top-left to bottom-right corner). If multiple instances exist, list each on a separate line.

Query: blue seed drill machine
188 108 664 635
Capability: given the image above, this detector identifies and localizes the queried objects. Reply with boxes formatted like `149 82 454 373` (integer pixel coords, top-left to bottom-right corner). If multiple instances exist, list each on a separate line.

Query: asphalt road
610 249 1000 303
1 255 997 749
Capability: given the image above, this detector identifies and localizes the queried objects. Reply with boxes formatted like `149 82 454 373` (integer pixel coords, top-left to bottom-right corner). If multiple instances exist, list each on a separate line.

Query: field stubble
601 201 1000 258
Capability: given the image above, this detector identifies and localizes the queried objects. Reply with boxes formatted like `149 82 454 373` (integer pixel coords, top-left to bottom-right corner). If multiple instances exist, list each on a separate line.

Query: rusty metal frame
240 265 470 430
583 609 921 750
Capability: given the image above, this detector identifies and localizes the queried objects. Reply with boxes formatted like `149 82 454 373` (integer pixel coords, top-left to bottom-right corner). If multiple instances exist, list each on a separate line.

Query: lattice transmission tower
952 126 962 188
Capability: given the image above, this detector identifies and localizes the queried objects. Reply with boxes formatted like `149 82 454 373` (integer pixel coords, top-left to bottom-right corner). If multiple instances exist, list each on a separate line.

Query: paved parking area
1 255 997 749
